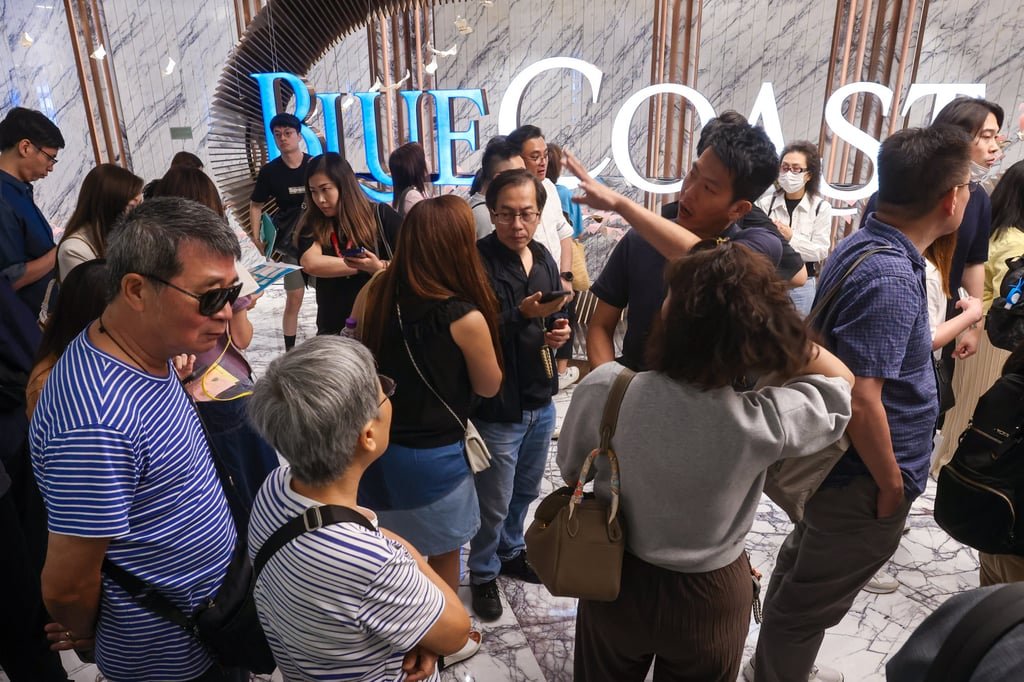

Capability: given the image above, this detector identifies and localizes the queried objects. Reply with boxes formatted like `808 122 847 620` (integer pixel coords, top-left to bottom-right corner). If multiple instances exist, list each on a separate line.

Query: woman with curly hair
558 241 854 681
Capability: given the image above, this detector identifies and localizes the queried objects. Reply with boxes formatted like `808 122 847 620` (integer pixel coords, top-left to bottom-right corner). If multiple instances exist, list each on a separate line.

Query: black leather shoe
499 551 542 584
471 579 503 621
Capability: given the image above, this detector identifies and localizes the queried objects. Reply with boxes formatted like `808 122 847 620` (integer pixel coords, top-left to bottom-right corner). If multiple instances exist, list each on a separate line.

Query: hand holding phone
342 246 367 258
538 290 571 304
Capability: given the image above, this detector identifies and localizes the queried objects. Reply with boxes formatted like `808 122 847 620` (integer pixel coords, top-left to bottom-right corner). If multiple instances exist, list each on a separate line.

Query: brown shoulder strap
599 368 637 449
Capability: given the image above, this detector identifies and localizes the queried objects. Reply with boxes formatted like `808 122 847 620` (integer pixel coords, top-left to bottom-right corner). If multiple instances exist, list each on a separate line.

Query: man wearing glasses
507 125 579 390
0 107 65 316
470 169 571 621
30 198 248 682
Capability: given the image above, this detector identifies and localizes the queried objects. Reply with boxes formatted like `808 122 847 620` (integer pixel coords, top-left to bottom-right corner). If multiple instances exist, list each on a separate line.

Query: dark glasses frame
142 274 242 316
378 374 397 405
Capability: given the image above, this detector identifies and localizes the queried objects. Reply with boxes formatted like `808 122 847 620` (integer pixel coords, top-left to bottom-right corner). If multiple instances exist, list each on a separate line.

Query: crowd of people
1 89 1023 682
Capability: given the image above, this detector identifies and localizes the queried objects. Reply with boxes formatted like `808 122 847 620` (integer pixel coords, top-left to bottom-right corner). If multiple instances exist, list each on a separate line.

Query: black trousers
575 551 752 681
0 437 69 681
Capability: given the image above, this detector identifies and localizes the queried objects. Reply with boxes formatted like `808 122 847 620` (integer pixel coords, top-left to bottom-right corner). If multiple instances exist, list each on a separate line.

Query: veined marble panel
0 2 95 233
101 0 238 185
431 0 654 198
306 27 371 176
913 0 1024 168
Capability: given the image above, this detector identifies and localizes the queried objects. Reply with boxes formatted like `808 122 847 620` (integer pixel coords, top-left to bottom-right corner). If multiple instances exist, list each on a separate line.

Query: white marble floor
10 278 984 682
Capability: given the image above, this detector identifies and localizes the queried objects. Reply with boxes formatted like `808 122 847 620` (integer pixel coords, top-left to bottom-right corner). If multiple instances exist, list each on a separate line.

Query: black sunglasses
142 274 242 316
378 374 397 405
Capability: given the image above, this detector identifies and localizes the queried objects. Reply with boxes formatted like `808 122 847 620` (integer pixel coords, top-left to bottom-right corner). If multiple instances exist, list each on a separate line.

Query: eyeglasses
143 275 242 316
951 182 978 194
780 164 806 174
31 142 58 165
492 210 541 225
524 150 549 164
378 374 396 405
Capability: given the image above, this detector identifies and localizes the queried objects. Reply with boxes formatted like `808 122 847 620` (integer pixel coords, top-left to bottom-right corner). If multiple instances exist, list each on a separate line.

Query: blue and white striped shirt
29 330 236 682
248 467 445 681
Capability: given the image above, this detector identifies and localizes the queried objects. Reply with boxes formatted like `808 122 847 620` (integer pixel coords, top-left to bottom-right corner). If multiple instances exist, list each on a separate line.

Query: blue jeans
789 276 817 317
469 402 557 583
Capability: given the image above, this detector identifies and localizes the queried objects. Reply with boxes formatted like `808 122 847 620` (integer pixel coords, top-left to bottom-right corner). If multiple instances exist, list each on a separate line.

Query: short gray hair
248 336 380 486
105 196 241 301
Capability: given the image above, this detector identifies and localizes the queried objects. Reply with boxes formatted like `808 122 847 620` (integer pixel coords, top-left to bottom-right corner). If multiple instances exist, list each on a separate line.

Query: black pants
574 551 752 681
0 438 70 681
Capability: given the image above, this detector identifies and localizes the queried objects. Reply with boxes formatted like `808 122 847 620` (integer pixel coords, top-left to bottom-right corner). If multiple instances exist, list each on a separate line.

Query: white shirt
756 190 832 264
533 177 573 268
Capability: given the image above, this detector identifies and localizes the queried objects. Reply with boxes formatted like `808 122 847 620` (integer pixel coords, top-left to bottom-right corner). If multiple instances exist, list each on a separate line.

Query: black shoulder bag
923 583 1024 682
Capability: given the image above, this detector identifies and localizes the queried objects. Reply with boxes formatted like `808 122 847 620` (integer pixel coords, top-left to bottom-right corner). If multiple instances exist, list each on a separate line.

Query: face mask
970 160 993 183
778 171 807 194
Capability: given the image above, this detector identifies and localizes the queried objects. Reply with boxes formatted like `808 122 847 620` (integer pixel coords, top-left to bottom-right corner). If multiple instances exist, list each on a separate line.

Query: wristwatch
560 271 574 283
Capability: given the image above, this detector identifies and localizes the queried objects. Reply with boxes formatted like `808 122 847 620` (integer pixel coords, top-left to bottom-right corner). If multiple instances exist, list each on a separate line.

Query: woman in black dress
296 153 402 335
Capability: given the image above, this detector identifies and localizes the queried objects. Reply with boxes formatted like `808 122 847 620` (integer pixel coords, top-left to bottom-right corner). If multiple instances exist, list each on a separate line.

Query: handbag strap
806 246 894 329
925 582 1024 682
375 203 395 260
102 557 197 634
253 505 375 580
572 367 637 523
395 301 466 435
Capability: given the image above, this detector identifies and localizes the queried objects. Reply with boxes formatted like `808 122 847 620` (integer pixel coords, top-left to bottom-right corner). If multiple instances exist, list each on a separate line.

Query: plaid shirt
814 215 937 499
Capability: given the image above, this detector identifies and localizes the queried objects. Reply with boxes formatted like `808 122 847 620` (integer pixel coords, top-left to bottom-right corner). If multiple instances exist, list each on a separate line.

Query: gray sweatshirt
557 362 852 573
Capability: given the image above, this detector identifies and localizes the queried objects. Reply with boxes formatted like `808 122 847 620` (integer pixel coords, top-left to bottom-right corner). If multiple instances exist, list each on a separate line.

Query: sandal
443 630 482 667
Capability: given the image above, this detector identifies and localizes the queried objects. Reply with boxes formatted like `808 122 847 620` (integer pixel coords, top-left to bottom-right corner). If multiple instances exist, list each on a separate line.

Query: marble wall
3 0 1023 229
0 2 96 232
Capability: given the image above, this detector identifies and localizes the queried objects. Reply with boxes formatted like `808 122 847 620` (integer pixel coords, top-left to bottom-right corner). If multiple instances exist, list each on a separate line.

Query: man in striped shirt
29 199 245 682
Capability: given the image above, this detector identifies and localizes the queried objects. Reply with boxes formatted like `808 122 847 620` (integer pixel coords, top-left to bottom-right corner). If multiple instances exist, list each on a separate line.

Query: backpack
934 372 1024 555
985 254 1024 351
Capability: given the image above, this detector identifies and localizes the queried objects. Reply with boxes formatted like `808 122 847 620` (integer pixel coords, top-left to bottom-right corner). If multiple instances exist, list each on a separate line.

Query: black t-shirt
785 197 800 219
379 297 477 447
250 154 311 210
297 203 402 335
251 155 311 247
661 201 804 279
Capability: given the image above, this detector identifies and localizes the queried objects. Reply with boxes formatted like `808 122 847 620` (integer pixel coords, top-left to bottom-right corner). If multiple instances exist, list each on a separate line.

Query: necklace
98 318 152 373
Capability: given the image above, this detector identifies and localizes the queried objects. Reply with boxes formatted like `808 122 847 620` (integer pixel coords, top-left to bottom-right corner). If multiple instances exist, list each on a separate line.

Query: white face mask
970 159 997 183
778 171 807 194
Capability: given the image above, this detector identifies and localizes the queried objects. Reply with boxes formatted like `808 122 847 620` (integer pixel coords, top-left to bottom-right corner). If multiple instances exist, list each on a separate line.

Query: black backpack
935 372 1024 555
985 254 1024 351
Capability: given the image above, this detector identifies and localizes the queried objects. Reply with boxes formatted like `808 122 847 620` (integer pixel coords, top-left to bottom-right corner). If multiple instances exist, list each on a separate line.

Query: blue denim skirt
359 440 480 556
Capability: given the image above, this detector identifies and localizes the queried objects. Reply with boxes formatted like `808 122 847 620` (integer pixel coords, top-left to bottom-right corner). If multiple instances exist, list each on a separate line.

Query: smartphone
539 290 571 304
957 286 970 300
342 246 366 258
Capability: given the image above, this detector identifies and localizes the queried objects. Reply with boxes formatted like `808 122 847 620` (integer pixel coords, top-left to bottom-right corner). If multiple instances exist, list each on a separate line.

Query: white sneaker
558 366 580 391
743 659 844 682
863 570 899 594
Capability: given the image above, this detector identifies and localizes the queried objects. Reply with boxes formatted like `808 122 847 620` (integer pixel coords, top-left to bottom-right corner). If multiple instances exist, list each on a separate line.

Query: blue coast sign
253 57 987 207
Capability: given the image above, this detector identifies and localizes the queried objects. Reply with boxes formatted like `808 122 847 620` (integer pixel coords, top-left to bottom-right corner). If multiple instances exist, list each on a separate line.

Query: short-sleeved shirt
815 215 938 499
861 189 991 293
591 222 784 371
298 203 402 335
29 330 236 682
248 467 445 681
250 154 311 211
0 169 55 313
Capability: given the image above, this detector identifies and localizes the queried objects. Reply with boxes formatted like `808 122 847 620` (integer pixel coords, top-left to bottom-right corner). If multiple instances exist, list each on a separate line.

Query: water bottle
340 317 358 338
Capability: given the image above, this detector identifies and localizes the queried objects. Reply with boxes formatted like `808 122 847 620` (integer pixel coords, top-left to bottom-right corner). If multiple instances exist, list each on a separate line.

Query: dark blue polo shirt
861 189 990 293
815 214 937 499
0 170 55 313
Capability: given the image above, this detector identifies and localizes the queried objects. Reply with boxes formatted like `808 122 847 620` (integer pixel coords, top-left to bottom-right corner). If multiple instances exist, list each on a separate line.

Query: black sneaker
471 579 503 621
499 550 542 584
